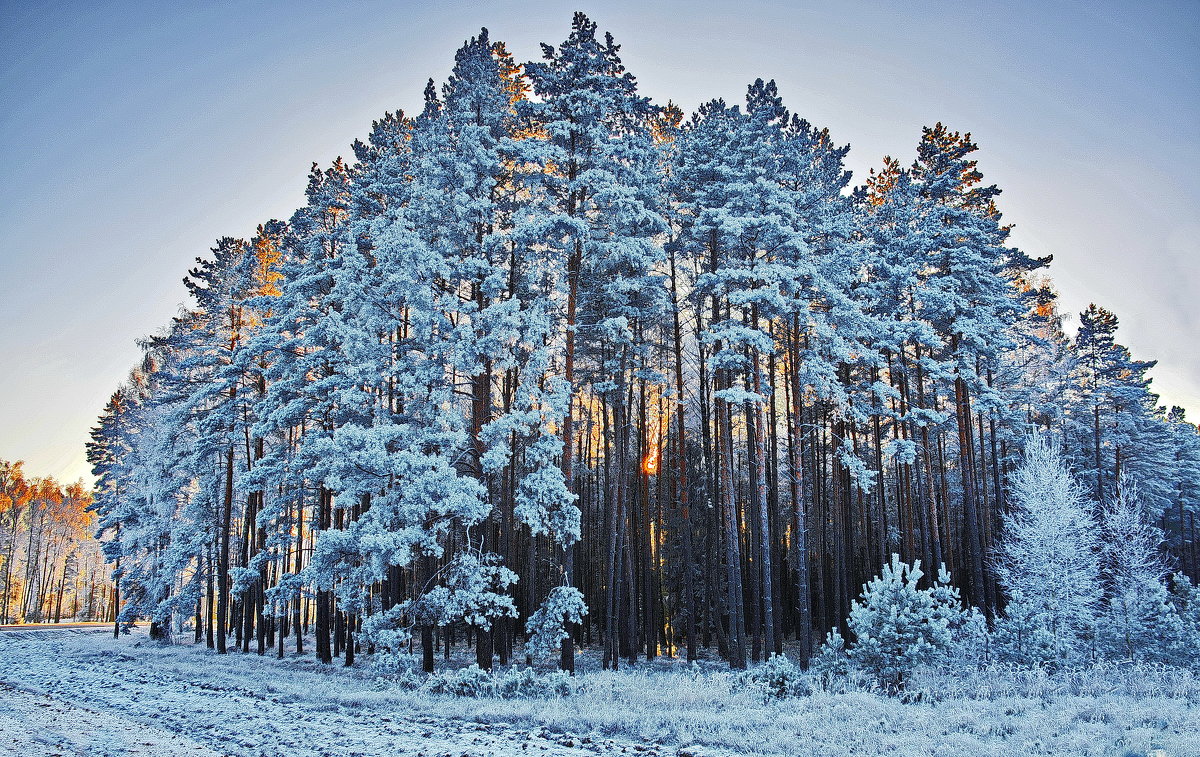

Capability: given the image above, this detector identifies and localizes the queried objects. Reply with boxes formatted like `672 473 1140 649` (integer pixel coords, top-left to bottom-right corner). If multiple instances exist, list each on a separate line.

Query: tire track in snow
0 629 680 757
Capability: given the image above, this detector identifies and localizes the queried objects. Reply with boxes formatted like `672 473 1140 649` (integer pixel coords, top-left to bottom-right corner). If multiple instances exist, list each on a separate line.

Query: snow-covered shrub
991 589 1060 667
741 654 809 699
491 666 540 698
845 554 966 691
524 585 587 659
494 667 576 698
419 664 577 698
929 563 990 667
810 627 851 681
1101 580 1184 665
952 606 991 666
371 659 424 690
423 663 496 697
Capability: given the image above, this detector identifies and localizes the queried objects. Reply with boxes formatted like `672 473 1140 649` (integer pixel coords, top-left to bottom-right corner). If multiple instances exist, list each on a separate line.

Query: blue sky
1 0 1197 483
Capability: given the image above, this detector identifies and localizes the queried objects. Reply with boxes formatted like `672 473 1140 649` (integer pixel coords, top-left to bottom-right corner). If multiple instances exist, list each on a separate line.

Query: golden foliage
492 41 529 107
252 226 284 298
649 100 684 145
864 156 902 207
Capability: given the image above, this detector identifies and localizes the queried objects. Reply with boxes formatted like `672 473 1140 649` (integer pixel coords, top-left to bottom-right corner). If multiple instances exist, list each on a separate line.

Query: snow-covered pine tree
87 350 187 642
671 96 752 669
1006 278 1073 430
512 12 666 672
672 79 868 666
296 88 464 668
843 554 967 691
232 220 289 656
251 160 356 663
299 129 421 666
129 328 211 643
305 34 528 671
1068 305 1162 503
856 159 952 578
174 236 267 653
87 390 135 638
909 123 1044 612
1165 409 1200 577
992 434 1100 665
1098 476 1181 663
1167 573 1200 665
420 29 526 669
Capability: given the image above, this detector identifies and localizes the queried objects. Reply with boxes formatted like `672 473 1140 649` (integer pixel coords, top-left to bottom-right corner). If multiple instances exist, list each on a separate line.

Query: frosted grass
2 628 1196 757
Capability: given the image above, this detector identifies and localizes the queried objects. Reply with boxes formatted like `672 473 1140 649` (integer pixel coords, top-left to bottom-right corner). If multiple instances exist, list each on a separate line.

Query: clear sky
1 0 1197 484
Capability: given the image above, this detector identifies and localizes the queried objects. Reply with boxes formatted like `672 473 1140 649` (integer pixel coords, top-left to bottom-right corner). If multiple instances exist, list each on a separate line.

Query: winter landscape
2 3 1199 756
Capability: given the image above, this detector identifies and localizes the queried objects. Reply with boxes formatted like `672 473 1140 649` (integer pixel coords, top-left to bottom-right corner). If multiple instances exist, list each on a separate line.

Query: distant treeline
0 460 109 624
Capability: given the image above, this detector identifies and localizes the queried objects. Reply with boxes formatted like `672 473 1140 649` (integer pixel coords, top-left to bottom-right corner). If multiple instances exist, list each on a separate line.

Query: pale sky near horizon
1 0 1197 485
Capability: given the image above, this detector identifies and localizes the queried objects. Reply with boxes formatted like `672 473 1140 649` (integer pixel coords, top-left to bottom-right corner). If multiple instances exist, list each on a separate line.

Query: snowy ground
0 627 1196 757
0 626 674 757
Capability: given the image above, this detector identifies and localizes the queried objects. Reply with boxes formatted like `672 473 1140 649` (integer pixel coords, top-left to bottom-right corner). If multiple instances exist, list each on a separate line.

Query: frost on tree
1097 477 1185 663
992 435 1100 665
80 13 1200 678
843 555 970 690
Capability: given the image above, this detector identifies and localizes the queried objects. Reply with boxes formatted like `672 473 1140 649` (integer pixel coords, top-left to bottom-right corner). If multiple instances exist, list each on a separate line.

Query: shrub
423 663 496 697
417 664 578 698
846 554 966 691
810 627 851 680
741 654 809 699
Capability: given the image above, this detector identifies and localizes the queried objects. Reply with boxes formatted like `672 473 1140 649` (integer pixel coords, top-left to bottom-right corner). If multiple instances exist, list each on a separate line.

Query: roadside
0 680 224 757
0 622 116 631
0 627 1193 756
0 627 677 757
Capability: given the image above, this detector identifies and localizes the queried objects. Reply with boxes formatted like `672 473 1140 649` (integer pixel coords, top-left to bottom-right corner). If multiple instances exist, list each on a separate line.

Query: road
0 622 115 631
0 680 224 756
4 626 1186 757
0 626 674 757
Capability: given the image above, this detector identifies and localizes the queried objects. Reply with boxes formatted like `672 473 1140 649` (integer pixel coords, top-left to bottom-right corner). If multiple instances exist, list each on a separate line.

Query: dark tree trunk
315 486 333 664
217 445 234 654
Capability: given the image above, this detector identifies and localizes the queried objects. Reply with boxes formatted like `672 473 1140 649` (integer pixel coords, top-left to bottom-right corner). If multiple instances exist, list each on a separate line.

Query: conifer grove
85 14 1200 673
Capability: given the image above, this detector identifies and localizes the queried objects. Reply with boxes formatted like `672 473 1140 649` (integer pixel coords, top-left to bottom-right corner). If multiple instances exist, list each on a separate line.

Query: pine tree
910 123 1041 611
1165 409 1200 577
87 389 137 637
1098 477 1179 662
1069 305 1162 504
844 554 965 691
176 236 260 652
250 159 358 663
992 434 1100 664
514 12 666 672
420 29 526 670
1167 573 1200 665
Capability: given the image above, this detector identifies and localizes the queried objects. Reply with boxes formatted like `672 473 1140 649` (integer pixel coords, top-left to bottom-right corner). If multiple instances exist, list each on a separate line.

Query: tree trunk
216 445 234 654
785 319 812 664
749 311 775 658
315 486 332 664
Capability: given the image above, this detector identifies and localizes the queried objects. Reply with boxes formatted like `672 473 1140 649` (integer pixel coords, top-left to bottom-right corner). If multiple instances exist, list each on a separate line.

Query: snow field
1 627 1197 757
